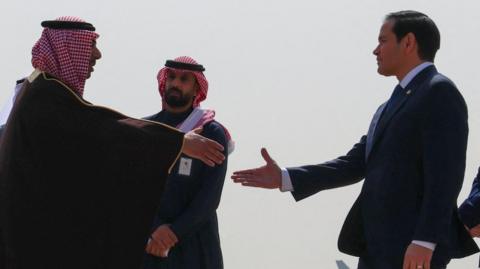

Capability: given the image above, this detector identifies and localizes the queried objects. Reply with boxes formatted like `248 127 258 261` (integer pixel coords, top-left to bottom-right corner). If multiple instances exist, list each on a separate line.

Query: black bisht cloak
0 70 184 269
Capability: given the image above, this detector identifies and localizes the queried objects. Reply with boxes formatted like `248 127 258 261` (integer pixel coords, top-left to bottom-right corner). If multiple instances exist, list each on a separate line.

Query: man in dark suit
460 168 480 236
232 10 478 269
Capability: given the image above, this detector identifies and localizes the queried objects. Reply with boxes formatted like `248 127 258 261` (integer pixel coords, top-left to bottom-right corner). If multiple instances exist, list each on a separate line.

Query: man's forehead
167 69 195 77
380 20 394 33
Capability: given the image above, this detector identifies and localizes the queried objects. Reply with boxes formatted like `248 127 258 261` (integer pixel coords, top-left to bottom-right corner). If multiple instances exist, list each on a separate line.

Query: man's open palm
231 148 282 189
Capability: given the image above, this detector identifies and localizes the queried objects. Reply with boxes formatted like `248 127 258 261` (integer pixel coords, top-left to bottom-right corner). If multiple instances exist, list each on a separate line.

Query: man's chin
165 97 192 109
377 67 389 77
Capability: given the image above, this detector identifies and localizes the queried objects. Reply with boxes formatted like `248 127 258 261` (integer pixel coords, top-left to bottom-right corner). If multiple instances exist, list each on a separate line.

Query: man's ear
403 32 417 55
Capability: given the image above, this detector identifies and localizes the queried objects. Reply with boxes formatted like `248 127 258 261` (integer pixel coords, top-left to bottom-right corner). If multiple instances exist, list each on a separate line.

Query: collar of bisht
31 16 99 96
177 107 235 155
157 56 209 108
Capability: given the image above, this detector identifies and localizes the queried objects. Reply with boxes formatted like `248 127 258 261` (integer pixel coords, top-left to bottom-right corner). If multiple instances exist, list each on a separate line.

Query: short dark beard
165 87 194 108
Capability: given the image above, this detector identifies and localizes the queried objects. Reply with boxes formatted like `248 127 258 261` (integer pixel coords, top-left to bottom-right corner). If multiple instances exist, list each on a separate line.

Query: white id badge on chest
178 157 193 176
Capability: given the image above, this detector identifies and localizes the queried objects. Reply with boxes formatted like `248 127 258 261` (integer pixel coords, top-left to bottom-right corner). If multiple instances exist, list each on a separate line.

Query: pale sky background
1 0 479 268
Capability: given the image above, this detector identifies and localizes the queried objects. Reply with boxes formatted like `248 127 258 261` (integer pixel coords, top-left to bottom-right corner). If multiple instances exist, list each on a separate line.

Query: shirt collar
399 62 434 89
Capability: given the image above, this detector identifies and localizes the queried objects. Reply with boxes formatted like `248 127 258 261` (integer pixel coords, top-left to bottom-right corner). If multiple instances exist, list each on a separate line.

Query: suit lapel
365 102 387 160
366 65 437 162
370 91 410 147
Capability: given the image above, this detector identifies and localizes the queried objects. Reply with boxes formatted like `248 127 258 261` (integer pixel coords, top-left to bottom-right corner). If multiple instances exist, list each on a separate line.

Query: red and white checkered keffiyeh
157 56 208 108
31 16 99 96
157 56 235 154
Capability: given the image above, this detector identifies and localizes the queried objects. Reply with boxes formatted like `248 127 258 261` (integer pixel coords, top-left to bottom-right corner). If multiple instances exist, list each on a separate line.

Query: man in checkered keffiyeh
32 16 101 96
0 16 100 130
143 56 232 269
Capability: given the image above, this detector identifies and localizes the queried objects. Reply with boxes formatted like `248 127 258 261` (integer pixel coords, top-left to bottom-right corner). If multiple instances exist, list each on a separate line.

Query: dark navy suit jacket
459 167 480 267
460 167 480 228
286 66 478 266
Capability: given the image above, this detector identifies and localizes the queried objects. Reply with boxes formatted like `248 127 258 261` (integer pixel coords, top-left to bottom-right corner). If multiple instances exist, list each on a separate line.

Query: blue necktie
365 84 405 160
384 84 404 113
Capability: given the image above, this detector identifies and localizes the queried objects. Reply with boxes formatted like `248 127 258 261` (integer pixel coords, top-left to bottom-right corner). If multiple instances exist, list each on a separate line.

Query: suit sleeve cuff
412 240 436 251
280 168 294 192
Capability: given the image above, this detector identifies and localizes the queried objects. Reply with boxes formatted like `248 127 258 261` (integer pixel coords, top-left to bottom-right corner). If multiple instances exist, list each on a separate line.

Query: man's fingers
166 230 178 244
241 181 266 188
232 177 250 184
208 147 226 162
231 174 260 182
198 140 225 166
406 258 424 269
403 244 432 269
231 172 262 182
147 240 164 257
146 240 153 253
404 260 412 269
205 151 224 165
471 226 480 237
156 232 176 248
199 157 215 167
231 176 248 182
192 127 203 134
182 132 224 164
408 261 415 269
232 178 253 184
231 174 245 180
203 136 224 152
261 148 275 164
471 230 480 237
149 243 158 256
151 237 169 250
402 256 411 269
151 244 163 257
160 249 169 258
231 175 261 185
161 237 175 248
232 169 258 177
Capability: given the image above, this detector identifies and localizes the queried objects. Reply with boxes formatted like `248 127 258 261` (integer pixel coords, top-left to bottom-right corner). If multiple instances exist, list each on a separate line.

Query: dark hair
385 10 440 62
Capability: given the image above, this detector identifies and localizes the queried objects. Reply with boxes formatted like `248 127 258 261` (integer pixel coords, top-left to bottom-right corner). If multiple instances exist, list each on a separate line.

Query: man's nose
171 77 182 87
93 47 102 60
96 49 102 60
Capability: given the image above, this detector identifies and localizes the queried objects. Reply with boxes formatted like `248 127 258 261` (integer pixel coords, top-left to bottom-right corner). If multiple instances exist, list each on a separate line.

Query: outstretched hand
231 148 282 189
183 128 225 167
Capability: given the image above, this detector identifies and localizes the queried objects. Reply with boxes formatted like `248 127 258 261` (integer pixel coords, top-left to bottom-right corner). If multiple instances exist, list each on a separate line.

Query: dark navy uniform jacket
143 109 228 269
